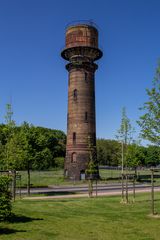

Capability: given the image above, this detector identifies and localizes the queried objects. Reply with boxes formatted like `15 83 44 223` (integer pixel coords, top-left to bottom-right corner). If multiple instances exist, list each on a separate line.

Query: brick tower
61 22 103 180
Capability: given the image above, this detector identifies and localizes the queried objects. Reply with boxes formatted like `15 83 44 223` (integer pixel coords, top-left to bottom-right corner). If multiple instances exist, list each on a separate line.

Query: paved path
18 183 150 195
23 187 160 200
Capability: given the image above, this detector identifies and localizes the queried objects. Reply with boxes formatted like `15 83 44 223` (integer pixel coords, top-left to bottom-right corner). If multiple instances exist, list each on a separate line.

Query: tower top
61 22 102 62
65 20 98 30
65 24 98 49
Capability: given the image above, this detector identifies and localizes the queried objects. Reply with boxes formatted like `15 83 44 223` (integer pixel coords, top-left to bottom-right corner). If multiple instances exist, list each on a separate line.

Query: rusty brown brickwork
61 24 102 180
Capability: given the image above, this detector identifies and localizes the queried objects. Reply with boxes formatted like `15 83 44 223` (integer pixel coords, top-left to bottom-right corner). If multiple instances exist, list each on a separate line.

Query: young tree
145 145 160 166
3 103 16 170
126 143 145 173
86 136 98 197
0 175 12 220
116 107 134 169
137 63 160 146
116 107 134 203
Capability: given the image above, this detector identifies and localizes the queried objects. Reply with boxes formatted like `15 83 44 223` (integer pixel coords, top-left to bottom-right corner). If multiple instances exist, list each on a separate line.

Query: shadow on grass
9 214 43 223
0 228 26 235
43 191 76 196
0 215 44 236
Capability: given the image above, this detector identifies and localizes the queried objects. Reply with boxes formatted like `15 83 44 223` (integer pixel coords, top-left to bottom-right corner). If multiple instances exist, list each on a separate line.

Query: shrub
0 175 12 221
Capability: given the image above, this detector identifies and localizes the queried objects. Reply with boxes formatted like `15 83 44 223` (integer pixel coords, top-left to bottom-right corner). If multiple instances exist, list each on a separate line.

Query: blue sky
0 0 160 141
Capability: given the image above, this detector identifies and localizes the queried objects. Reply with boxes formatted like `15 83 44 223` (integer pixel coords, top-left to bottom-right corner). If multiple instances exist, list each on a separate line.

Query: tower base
64 151 99 181
64 151 89 180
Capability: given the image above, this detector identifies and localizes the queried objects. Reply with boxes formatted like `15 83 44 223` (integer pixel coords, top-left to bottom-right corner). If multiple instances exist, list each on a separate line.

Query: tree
116 107 134 169
86 136 99 197
3 103 16 170
126 143 145 172
145 145 160 166
137 63 160 146
97 139 121 166
0 175 12 221
4 129 27 170
116 107 134 203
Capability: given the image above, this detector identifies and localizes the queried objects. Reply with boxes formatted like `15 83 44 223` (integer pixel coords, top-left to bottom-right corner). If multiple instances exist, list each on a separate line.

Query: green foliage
116 107 134 145
85 160 97 175
4 104 14 125
5 128 28 170
0 175 12 221
138 63 160 146
97 139 121 166
116 107 135 168
126 144 146 168
54 157 64 169
0 122 66 171
97 138 160 168
145 145 160 166
85 137 98 179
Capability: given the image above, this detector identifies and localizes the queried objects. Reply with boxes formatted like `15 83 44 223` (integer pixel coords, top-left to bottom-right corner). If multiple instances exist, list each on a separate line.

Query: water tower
61 21 103 180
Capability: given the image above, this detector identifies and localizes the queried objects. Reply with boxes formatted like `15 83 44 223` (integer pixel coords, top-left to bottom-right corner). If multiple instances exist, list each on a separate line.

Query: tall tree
137 63 160 146
126 143 145 171
145 145 160 166
116 107 134 169
86 136 98 197
3 103 16 170
97 139 121 166
116 107 134 203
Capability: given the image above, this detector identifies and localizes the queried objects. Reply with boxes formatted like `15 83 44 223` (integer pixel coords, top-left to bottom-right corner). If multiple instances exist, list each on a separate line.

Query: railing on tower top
65 20 99 30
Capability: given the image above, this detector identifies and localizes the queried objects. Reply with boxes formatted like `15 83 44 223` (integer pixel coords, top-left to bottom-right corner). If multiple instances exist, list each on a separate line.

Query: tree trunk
121 173 124 202
151 170 155 215
27 165 30 196
12 170 16 201
133 175 135 202
125 174 128 203
135 167 137 179
88 179 93 198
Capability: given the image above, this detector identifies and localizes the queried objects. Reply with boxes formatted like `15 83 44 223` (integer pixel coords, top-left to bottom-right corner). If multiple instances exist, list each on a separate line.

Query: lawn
0 193 160 240
18 169 65 187
17 169 160 188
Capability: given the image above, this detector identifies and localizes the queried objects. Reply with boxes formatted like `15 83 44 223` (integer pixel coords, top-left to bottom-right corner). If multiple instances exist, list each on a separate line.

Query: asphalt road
17 182 160 195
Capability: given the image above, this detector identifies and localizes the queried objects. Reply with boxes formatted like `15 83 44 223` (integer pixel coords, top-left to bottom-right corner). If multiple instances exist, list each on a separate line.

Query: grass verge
0 193 160 239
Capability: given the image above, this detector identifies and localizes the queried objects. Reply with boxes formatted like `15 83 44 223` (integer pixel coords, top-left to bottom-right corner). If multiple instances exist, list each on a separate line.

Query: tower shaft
61 23 102 180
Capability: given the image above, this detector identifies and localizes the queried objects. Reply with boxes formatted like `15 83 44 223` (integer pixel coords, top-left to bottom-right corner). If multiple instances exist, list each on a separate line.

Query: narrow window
93 132 96 145
85 72 88 83
85 112 88 122
73 132 76 145
71 152 77 163
73 89 77 101
68 72 70 86
67 113 69 128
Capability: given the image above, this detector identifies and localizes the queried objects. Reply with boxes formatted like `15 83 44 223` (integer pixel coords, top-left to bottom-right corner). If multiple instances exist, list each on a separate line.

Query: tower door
80 170 85 180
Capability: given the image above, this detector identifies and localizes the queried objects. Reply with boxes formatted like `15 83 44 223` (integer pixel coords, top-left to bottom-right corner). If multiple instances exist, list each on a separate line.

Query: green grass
18 169 66 187
1 193 160 239
16 169 160 188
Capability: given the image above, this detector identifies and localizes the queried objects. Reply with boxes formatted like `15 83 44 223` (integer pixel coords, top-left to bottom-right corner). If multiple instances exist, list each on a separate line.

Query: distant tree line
97 138 160 168
0 122 66 171
1 121 160 171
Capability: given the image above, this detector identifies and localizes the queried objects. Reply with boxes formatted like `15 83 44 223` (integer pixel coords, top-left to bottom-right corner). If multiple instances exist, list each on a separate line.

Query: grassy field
16 169 160 188
1 193 160 240
18 169 65 187
17 169 122 188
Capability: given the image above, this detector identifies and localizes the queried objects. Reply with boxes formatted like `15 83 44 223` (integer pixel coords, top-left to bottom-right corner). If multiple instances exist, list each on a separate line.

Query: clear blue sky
0 0 160 140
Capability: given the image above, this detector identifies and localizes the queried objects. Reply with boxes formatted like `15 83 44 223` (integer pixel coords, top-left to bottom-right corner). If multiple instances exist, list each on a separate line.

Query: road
17 182 160 195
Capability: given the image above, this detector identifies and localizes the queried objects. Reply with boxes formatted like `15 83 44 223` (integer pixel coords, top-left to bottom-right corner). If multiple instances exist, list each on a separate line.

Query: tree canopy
0 122 66 171
138 63 160 146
